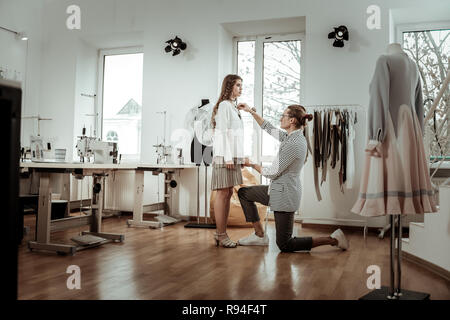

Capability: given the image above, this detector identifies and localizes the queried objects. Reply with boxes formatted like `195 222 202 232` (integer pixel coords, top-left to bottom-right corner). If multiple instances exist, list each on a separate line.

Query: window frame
232 33 305 165
396 21 450 45
97 46 144 160
396 21 450 160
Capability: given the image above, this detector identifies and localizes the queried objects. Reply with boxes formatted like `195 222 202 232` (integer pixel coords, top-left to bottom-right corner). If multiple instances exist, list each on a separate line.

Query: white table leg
81 174 124 241
61 173 71 217
127 169 162 228
28 172 77 255
36 172 51 243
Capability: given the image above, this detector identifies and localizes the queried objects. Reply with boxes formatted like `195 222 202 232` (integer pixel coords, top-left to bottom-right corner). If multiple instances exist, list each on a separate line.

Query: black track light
165 36 187 56
328 25 349 48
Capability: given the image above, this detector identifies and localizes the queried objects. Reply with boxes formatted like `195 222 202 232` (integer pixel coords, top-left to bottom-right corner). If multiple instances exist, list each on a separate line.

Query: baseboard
180 217 389 233
299 223 375 233
106 211 203 222
402 251 450 282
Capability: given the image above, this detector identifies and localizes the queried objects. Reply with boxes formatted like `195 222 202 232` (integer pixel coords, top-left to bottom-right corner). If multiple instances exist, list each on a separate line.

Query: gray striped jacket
261 120 307 212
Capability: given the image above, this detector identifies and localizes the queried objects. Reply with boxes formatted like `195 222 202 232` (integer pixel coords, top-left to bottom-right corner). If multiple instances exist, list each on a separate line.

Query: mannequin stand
360 215 430 300
359 286 430 300
184 165 216 229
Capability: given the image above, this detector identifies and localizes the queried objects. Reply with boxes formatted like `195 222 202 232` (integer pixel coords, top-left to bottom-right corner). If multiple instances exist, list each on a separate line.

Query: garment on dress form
191 133 213 166
351 51 437 216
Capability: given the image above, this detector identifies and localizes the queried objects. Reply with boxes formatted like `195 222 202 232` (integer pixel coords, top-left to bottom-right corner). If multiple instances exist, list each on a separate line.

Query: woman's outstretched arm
238 103 288 142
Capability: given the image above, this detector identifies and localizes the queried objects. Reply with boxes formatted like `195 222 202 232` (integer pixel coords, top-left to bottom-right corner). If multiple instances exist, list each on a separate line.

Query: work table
20 160 201 255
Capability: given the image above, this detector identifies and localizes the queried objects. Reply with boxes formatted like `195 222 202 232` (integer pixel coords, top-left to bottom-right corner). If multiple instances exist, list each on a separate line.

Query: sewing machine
153 143 173 164
91 140 118 164
76 133 118 164
76 135 95 162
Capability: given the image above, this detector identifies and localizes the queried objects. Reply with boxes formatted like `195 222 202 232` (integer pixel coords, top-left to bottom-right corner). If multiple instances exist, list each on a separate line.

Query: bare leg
252 221 265 237
311 236 338 248
224 188 233 224
214 189 231 234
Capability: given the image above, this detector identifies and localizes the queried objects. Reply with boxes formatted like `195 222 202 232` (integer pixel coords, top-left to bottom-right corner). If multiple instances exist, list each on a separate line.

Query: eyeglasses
280 113 292 119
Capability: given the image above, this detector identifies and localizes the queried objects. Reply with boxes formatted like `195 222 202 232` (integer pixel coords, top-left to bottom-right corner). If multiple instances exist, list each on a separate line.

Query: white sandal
214 232 237 248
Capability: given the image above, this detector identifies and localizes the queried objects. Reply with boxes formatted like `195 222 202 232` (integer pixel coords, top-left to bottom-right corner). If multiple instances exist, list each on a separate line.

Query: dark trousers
237 185 313 252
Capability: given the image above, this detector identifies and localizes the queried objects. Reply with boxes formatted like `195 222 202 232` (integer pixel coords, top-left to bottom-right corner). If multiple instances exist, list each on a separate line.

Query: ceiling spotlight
165 36 187 56
328 25 349 48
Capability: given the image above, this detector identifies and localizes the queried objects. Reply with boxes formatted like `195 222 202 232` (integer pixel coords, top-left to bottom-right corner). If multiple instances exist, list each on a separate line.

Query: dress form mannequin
185 100 215 229
387 43 404 55
355 40 436 300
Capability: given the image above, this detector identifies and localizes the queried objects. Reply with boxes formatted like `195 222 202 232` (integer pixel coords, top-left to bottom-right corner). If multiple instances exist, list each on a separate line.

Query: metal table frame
127 164 198 228
20 163 134 255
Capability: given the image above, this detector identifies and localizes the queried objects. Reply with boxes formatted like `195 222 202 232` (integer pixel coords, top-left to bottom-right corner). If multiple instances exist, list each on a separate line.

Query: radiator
104 171 136 211
67 170 173 213
103 171 163 212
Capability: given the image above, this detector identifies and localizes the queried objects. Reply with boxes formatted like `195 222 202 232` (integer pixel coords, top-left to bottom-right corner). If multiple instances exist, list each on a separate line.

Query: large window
400 26 449 159
262 40 301 160
99 48 143 161
236 41 256 158
235 34 303 183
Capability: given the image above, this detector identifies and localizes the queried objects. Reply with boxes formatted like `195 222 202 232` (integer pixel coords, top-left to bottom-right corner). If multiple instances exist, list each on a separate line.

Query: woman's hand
237 103 253 113
245 159 262 174
225 160 235 169
238 104 263 126
243 157 252 167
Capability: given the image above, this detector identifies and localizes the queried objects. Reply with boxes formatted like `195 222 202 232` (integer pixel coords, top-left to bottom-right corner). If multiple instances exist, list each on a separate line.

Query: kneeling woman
237 104 349 252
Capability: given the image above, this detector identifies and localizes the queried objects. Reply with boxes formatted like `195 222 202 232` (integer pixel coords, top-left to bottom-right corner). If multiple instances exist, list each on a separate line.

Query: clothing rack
300 103 367 238
305 104 364 123
305 103 364 110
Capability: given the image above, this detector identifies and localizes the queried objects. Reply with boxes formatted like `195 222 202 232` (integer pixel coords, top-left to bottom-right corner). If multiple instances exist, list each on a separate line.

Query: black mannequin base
184 222 216 229
359 286 430 300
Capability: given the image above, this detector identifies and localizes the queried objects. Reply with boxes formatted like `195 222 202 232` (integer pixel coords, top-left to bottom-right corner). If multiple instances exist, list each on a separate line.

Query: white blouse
212 100 244 163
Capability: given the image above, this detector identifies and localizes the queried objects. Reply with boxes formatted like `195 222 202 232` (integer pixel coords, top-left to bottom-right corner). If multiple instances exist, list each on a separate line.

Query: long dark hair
211 74 242 129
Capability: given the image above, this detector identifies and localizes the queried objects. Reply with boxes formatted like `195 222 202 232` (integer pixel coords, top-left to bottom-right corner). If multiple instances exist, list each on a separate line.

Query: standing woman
211 74 245 248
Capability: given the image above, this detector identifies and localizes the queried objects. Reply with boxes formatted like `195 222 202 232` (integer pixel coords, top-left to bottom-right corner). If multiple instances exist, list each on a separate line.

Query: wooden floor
18 214 450 300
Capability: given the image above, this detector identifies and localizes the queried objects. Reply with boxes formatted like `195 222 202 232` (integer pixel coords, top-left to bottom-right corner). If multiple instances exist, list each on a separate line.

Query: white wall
0 0 44 146
9 0 450 227
403 181 450 272
298 0 394 227
37 1 79 159
73 39 98 158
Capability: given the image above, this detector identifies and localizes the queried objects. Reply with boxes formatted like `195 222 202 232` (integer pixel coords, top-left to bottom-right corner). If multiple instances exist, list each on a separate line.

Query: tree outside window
403 29 450 158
